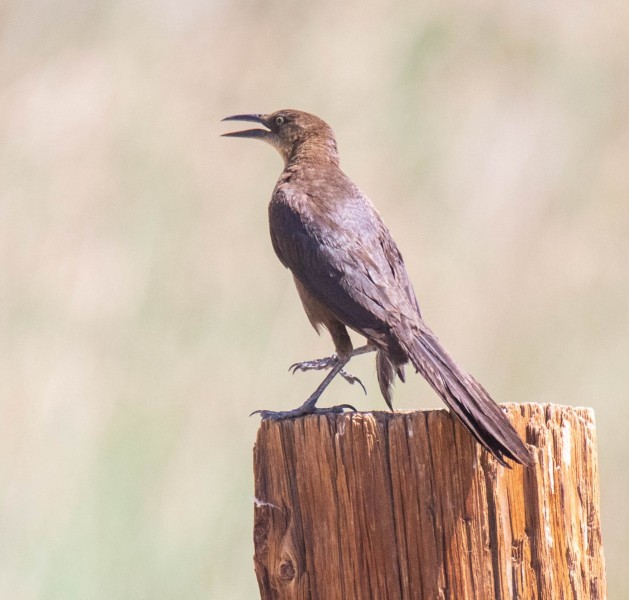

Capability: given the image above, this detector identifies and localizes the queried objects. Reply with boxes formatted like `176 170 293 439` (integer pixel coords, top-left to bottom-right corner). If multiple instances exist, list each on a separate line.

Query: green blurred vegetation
1 0 628 597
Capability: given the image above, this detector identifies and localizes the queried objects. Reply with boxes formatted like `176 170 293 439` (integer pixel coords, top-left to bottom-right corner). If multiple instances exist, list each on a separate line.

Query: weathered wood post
253 403 606 599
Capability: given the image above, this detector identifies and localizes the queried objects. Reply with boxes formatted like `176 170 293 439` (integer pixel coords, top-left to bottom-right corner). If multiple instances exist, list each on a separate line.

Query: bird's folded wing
269 189 420 337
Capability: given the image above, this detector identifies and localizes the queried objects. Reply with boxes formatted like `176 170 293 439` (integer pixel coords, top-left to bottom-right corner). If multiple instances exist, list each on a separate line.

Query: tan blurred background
1 0 628 597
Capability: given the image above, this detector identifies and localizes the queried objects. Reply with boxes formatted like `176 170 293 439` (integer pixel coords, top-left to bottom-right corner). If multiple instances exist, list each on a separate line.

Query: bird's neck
285 135 340 169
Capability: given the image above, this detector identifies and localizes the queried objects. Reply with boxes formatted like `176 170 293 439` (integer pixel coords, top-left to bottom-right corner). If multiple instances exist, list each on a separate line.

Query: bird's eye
275 115 285 126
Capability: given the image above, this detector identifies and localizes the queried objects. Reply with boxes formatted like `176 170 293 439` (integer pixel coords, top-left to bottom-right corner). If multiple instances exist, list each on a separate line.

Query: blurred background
1 0 628 597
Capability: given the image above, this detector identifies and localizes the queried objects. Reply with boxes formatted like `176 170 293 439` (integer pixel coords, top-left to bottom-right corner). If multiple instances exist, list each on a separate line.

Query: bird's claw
339 369 367 395
289 355 367 394
251 404 357 421
289 355 338 374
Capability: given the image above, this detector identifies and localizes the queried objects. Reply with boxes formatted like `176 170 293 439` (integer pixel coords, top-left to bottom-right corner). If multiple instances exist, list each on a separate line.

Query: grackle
222 109 532 467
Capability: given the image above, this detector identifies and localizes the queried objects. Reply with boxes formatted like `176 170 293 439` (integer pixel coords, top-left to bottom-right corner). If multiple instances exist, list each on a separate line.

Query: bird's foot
289 355 338 373
251 403 357 421
289 355 367 395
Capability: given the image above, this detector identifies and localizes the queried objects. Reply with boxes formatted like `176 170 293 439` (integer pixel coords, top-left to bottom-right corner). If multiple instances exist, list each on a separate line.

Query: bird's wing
269 188 420 340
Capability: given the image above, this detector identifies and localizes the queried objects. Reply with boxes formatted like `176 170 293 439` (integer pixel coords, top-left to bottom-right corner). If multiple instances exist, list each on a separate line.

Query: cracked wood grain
253 404 606 600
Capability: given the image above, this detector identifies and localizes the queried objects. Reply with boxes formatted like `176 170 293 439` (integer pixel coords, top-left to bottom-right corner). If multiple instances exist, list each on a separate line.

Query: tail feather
376 351 405 410
376 351 395 410
399 325 533 467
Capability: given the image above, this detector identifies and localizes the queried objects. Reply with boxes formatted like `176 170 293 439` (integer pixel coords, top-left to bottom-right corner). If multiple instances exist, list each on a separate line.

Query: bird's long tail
398 324 533 467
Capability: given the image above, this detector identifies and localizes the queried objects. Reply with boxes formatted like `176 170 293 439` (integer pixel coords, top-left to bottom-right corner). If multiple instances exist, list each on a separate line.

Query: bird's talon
339 369 367 395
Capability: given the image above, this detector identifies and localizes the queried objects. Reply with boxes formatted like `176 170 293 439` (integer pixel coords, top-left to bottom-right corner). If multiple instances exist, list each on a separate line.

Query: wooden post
253 403 606 599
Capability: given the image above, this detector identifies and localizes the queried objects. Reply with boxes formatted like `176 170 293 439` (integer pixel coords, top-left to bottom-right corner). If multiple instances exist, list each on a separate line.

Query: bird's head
221 109 338 164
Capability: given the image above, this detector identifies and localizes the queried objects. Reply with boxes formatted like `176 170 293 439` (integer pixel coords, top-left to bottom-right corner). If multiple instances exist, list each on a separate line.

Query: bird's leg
349 344 377 358
253 355 358 420
289 344 374 372
289 344 375 393
296 356 352 413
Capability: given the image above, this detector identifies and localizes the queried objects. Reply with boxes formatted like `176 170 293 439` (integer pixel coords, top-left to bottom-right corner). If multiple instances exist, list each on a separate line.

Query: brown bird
222 109 533 467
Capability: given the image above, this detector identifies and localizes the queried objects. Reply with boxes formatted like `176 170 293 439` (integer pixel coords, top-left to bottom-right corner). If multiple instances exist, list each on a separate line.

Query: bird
222 109 533 467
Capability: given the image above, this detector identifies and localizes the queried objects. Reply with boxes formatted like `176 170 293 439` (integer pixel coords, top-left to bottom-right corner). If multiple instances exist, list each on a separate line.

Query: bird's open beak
221 114 271 140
